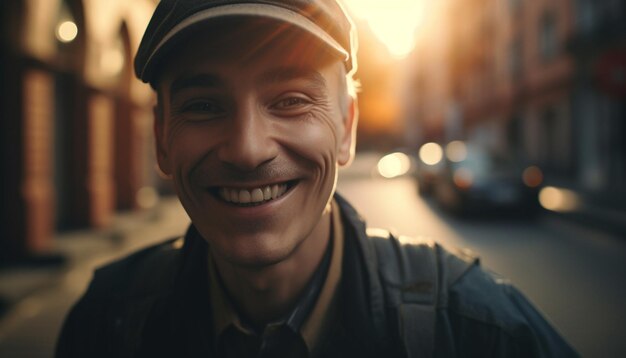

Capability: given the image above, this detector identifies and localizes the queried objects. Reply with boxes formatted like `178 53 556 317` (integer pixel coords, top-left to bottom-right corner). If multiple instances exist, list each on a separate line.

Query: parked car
414 142 445 196
415 160 443 195
433 143 543 216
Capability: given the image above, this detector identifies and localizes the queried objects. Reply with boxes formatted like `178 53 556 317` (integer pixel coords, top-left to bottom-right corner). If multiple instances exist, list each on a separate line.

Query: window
539 12 557 61
576 0 595 34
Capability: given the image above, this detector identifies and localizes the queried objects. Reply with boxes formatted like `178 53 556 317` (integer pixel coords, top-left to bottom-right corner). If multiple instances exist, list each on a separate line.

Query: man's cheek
167 147 205 189
168 126 215 158
281 122 338 162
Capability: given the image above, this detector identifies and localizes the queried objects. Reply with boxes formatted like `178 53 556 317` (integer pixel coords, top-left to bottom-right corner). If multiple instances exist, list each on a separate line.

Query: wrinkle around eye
169 99 228 123
272 96 311 109
176 99 224 114
269 94 331 119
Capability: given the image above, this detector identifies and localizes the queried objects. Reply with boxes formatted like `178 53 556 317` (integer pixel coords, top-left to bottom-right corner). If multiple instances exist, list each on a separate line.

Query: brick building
0 0 159 263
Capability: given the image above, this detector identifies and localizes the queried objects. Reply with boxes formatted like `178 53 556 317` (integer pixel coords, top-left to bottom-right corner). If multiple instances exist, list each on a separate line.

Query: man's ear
337 96 358 166
153 104 172 178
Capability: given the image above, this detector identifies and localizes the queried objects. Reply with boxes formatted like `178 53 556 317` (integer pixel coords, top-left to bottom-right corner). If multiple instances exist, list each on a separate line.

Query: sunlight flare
342 0 425 59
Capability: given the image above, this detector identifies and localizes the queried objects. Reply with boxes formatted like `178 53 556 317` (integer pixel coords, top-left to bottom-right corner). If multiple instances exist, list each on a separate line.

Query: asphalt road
337 173 626 358
0 167 624 357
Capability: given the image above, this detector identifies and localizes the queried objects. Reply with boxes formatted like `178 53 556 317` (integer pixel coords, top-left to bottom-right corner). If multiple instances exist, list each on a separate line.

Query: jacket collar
329 193 392 354
169 193 390 356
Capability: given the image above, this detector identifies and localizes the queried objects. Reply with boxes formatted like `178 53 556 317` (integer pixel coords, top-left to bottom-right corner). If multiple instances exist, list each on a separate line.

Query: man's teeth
219 184 288 204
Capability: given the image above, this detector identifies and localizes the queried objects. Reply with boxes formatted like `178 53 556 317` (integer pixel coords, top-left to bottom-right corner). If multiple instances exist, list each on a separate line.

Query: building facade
568 0 625 213
1 0 159 263
409 0 625 218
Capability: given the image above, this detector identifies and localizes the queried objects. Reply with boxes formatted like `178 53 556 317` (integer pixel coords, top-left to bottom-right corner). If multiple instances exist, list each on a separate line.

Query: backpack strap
367 228 477 358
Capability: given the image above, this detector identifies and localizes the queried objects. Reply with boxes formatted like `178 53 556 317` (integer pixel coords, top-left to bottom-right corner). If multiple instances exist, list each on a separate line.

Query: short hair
337 63 358 118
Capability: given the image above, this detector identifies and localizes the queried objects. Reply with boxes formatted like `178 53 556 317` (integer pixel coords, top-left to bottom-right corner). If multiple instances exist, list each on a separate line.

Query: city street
2 1 624 357
337 171 626 358
1 162 625 357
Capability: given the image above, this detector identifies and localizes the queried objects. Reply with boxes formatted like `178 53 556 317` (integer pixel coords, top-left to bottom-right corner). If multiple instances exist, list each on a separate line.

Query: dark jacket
56 194 577 358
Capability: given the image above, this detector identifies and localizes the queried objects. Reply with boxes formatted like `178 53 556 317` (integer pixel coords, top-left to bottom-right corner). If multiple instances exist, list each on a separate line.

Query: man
56 1 577 357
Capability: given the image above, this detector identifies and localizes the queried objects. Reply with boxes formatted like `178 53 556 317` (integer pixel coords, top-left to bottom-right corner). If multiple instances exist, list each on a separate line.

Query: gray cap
134 0 357 84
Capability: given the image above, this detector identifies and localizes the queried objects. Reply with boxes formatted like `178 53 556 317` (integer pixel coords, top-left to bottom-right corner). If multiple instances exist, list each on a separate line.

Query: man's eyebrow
169 74 224 97
257 67 327 91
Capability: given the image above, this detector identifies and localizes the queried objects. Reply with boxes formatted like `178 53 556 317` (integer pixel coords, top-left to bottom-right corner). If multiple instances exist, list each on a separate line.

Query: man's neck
211 209 332 328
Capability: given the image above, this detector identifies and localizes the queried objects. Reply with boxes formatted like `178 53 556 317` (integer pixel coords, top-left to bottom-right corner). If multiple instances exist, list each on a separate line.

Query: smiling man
56 1 577 358
157 22 352 270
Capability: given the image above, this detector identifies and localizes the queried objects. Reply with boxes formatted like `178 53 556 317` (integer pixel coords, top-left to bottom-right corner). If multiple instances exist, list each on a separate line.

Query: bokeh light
136 186 159 209
539 186 580 212
453 168 474 190
56 21 78 43
446 141 468 162
419 142 443 165
523 166 544 188
377 152 412 178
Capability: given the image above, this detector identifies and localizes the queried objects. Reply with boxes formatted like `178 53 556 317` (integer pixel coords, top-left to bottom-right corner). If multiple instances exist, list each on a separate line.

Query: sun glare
342 0 425 59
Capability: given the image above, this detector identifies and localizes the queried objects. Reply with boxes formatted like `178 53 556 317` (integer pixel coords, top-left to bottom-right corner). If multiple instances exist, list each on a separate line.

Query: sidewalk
0 196 190 322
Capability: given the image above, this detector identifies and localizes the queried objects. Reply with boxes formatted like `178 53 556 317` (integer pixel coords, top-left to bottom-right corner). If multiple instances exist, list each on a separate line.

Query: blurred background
0 0 625 356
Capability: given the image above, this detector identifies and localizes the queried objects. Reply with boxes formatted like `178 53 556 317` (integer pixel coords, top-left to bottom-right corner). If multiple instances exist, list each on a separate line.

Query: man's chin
205 230 299 268
215 244 295 269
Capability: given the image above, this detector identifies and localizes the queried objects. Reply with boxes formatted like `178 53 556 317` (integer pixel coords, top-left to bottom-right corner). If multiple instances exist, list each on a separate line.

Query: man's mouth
213 181 297 207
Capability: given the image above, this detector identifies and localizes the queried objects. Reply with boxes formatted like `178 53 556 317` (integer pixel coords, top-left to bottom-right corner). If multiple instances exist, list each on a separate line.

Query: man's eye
182 100 224 114
273 97 311 109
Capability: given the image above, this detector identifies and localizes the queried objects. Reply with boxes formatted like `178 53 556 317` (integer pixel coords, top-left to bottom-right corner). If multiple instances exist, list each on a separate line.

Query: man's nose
217 106 278 171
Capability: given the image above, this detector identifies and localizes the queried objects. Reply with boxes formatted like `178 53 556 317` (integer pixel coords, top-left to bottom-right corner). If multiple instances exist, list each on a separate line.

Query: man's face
155 22 355 267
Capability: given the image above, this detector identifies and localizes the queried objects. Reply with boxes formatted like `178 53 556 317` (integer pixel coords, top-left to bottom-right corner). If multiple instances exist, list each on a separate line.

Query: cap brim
139 3 350 82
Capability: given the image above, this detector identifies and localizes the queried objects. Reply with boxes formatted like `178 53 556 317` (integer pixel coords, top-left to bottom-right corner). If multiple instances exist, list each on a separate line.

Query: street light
377 152 412 178
56 21 78 43
419 142 443 165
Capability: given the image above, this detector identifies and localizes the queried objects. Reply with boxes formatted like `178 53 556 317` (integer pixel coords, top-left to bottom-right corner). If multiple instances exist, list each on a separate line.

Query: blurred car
433 143 543 216
414 142 445 196
415 160 443 195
